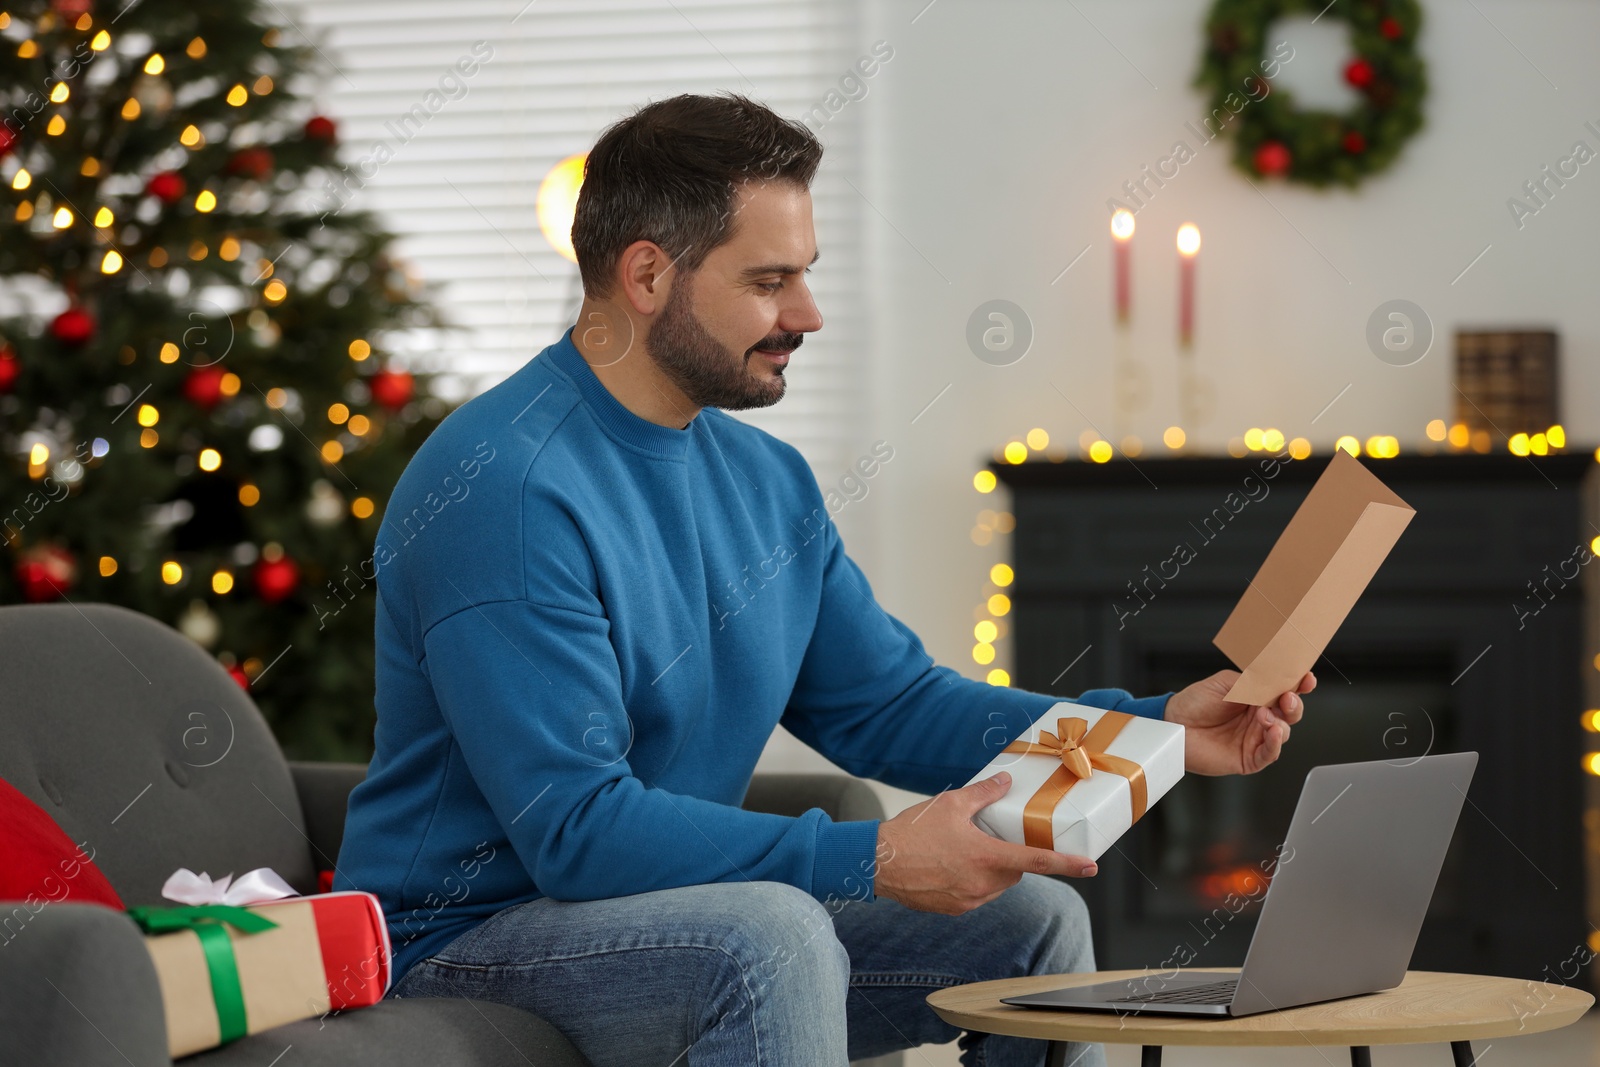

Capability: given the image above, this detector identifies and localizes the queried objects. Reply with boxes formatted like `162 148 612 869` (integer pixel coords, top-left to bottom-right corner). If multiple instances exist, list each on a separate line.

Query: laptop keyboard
1118 979 1238 1005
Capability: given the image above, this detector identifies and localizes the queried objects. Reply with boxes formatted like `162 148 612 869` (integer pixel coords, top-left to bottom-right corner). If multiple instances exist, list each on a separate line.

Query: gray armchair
0 603 904 1066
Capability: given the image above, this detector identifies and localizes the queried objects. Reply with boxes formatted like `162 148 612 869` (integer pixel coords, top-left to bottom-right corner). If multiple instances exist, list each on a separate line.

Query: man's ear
616 239 675 315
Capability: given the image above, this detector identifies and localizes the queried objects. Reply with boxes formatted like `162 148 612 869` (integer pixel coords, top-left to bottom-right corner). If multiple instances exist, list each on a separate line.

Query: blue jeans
388 873 1108 1067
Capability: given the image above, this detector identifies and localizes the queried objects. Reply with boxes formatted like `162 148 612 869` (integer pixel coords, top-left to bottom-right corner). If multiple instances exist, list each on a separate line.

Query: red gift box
272 890 392 1010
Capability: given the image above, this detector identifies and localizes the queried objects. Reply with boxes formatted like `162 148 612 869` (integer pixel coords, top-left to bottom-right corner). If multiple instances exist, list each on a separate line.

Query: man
334 91 1313 1067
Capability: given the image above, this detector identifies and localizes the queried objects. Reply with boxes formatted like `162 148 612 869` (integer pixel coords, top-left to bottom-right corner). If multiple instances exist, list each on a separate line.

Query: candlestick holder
1112 328 1150 443
1177 349 1215 433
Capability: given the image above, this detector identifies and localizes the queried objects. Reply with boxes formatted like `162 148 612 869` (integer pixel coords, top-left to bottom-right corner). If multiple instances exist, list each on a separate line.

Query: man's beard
644 271 799 414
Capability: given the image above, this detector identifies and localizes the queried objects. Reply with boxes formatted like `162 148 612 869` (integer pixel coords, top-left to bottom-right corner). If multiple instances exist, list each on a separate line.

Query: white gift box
966 701 1185 861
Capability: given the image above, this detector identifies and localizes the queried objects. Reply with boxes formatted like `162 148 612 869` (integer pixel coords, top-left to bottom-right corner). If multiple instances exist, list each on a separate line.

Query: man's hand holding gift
875 670 1317 916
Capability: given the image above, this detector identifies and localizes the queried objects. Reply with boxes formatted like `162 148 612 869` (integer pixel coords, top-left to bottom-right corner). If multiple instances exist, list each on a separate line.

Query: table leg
1451 1040 1477 1066
1350 1047 1372 1067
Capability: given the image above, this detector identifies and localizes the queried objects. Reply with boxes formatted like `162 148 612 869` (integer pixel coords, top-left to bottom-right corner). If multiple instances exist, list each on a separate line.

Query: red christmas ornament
0 126 16 157
254 555 300 603
147 170 187 203
1253 140 1292 177
0 344 18 393
1344 58 1375 89
369 368 415 412
183 366 228 410
1380 17 1404 40
51 0 94 16
14 543 77 603
225 147 275 181
225 663 250 689
304 116 338 143
1342 131 1367 154
50 308 96 346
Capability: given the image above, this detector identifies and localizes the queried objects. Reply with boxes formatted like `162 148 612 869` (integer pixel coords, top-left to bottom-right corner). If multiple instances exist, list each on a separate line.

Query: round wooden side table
926 968 1593 1066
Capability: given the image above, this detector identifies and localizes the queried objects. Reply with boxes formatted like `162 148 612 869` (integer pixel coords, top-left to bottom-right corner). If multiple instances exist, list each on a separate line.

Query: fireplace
993 452 1596 985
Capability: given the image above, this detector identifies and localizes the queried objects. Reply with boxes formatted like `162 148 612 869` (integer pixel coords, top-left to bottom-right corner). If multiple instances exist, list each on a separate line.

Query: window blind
292 0 867 476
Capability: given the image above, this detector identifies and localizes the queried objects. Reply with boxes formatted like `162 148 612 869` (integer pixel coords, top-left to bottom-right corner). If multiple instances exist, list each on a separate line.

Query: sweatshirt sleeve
780 513 1174 801
422 595 882 909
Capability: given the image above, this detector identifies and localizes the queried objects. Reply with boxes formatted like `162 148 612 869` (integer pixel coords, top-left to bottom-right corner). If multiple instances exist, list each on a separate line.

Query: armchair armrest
0 902 173 1066
741 772 885 822
288 760 368 873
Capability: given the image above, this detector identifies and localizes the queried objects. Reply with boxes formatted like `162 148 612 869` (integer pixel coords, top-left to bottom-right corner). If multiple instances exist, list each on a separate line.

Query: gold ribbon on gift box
1000 711 1148 850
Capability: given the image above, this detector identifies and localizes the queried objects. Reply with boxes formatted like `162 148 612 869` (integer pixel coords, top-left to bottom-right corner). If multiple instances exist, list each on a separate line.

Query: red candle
1111 209 1134 322
1176 223 1200 346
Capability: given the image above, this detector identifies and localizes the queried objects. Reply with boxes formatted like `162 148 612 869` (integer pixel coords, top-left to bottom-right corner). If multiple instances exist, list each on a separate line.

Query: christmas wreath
1195 0 1426 188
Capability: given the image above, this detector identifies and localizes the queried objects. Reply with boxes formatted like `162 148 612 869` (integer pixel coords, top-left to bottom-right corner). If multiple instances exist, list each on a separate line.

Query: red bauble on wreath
0 126 16 157
254 554 300 603
14 543 77 603
1343 58 1375 89
0 343 19 392
1342 131 1367 154
1253 140 1292 177
183 366 228 410
50 308 96 346
369 367 414 412
147 170 187 203
1380 17 1405 40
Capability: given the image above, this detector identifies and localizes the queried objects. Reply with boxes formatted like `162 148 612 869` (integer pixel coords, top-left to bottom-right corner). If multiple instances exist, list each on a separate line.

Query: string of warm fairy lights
969 422 1599 687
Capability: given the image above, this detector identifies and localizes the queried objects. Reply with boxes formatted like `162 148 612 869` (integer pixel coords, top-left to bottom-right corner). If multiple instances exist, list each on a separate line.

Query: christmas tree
0 0 451 760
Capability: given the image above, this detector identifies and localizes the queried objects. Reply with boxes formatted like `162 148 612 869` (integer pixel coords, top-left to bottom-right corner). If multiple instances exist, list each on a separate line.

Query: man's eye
756 281 783 293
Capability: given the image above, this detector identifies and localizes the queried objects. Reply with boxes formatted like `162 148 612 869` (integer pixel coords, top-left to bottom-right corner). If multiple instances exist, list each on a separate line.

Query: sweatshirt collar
544 325 696 459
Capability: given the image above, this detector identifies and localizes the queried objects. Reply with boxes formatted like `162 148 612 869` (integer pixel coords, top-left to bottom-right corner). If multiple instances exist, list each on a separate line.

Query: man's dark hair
571 92 823 300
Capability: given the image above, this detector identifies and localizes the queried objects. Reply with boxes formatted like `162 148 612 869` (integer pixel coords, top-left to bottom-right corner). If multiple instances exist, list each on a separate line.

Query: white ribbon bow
161 867 300 906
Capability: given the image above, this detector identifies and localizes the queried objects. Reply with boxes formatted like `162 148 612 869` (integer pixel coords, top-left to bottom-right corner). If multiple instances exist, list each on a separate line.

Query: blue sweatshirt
333 324 1173 984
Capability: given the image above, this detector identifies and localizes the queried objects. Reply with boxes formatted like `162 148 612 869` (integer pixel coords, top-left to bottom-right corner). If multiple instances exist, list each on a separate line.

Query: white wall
758 0 1600 816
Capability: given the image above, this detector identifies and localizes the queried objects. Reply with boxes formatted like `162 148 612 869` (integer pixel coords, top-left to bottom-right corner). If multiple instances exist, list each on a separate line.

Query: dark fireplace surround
993 452 1595 986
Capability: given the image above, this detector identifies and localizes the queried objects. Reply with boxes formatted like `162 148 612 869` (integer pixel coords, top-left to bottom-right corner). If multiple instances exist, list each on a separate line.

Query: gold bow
1000 711 1148 851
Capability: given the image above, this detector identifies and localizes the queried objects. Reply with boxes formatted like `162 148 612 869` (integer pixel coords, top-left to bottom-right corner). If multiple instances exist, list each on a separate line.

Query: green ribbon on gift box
127 904 280 1045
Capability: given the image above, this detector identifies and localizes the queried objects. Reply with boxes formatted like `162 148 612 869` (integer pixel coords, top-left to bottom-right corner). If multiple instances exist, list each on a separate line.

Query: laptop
1000 750 1478 1017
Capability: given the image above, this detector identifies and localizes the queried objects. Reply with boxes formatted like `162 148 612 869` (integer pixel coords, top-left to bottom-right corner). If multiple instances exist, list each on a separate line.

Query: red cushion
0 774 124 908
